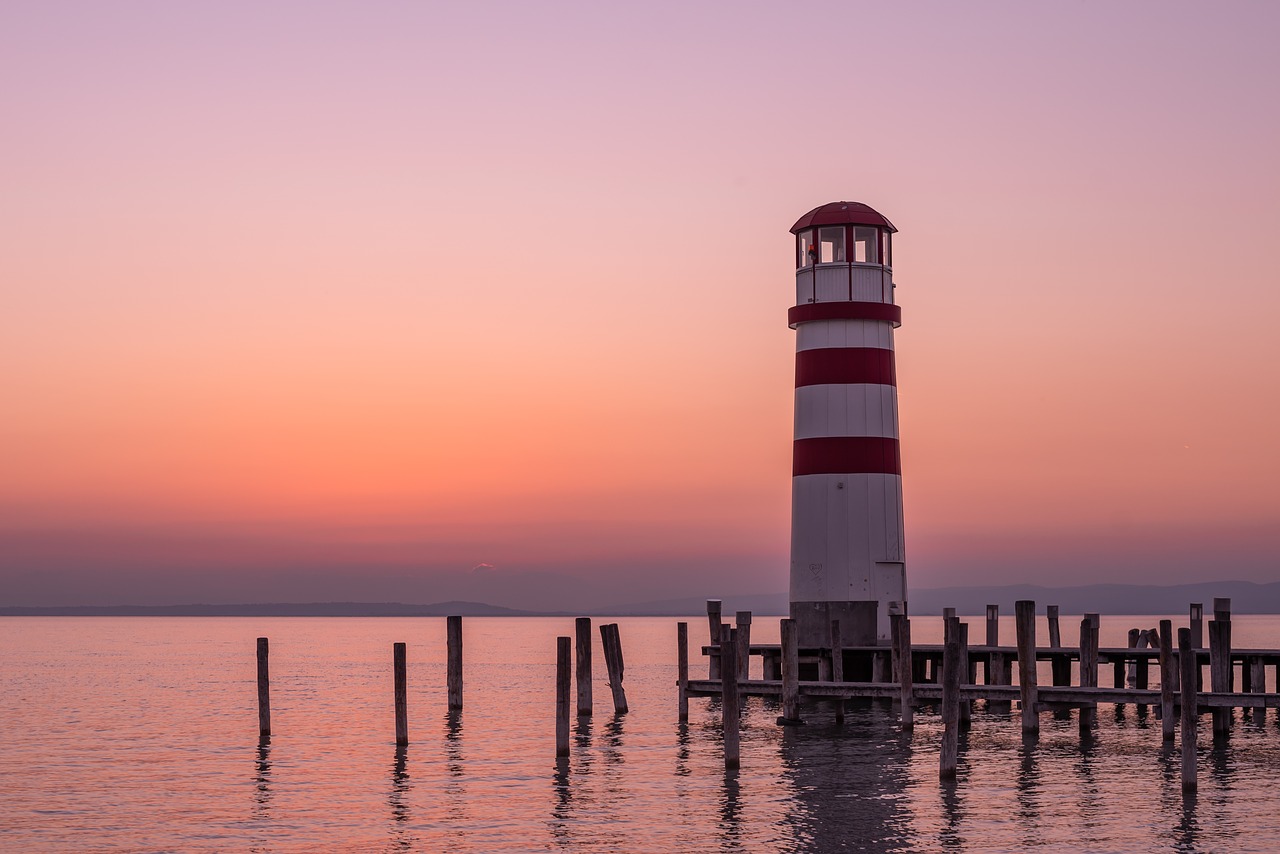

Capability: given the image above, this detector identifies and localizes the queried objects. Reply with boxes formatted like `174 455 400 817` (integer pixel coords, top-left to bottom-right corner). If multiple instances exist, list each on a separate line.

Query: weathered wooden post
1159 619 1175 741
1189 603 1203 649
556 636 571 757
707 600 723 679
1178 628 1198 791
1015 600 1038 735
1078 616 1098 731
735 611 752 681
677 621 689 721
1046 605 1061 648
575 617 593 717
1214 598 1233 692
943 607 956 621
778 618 803 725
1208 618 1231 736
898 616 914 730
940 616 962 779
1126 628 1140 688
256 637 271 737
600 623 628 714
394 642 408 746
986 604 999 646
447 615 463 711
830 618 845 725
721 625 740 768
958 622 971 727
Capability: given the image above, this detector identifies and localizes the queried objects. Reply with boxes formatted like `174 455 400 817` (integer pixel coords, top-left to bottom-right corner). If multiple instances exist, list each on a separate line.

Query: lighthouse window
818 227 845 263
853 227 880 264
797 230 814 268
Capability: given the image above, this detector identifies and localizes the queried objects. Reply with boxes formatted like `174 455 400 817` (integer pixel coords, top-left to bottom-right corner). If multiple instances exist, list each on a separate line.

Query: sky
2 1 1278 610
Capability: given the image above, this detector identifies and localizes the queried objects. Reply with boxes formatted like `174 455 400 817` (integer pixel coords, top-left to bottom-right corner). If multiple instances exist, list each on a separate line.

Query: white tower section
788 202 905 647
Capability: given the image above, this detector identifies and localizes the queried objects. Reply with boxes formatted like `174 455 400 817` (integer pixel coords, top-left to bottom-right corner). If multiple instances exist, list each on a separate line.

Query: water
4 615 1280 852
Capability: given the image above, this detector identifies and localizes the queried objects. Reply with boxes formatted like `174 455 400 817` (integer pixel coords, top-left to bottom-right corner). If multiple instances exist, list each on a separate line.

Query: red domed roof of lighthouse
791 202 896 234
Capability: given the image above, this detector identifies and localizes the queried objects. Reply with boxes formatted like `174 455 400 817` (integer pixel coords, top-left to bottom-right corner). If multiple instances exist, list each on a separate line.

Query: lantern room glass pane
797 230 814 268
853 226 879 264
818 227 845 263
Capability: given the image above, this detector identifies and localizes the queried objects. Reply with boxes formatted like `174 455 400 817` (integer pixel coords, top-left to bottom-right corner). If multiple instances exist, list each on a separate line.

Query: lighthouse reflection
776 702 915 853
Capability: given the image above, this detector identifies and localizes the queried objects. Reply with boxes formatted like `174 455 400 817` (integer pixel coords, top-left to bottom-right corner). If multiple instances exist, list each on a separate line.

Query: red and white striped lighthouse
788 202 904 647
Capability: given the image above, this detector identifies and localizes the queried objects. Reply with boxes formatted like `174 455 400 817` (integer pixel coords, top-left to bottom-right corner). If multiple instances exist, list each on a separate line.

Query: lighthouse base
791 600 880 649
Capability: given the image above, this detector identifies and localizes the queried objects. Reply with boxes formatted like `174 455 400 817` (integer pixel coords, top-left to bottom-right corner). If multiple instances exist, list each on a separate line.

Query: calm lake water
5 615 1280 852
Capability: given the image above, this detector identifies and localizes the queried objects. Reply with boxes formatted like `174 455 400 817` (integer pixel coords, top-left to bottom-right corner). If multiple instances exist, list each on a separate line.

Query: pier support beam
1015 600 1038 735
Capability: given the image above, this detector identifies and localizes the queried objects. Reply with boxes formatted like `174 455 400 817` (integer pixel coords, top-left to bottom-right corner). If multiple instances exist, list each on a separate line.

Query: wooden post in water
1078 617 1098 731
940 616 962 779
256 637 271 737
575 617 592 717
677 621 689 721
1046 605 1061 648
1178 628 1198 791
707 600 723 679
1135 629 1151 691
1214 598 1233 692
985 604 999 646
1189 603 1203 649
1208 619 1231 736
830 619 845 725
1159 619 1175 741
721 626 740 768
1047 605 1069 688
778 618 802 725
899 617 914 730
735 611 752 681
556 636 571 757
1015 600 1038 735
393 642 408 746
958 622 971 727
447 615 463 711
1126 628 1140 689
600 623 628 714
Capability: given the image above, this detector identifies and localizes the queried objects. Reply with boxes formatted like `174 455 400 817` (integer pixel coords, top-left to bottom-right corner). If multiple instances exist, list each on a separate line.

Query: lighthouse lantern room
788 201 904 648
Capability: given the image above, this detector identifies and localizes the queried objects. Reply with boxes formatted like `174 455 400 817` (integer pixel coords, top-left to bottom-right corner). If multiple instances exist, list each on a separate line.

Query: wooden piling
256 637 271 737
575 617 592 717
1015 600 1038 734
447 615 463 711
899 617 914 730
778 618 802 725
1208 619 1231 735
943 607 956 621
1079 617 1097 731
1189 603 1203 649
707 600 723 679
1178 628 1198 791
985 604 999 646
958 622 971 727
1135 629 1151 691
735 611 752 681
1213 597 1231 623
600 623 628 714
1047 605 1061 648
1159 619 1175 741
721 626 740 768
1126 628 1140 689
556 636 571 757
394 642 408 746
940 616 962 779
677 621 689 721
830 619 845 724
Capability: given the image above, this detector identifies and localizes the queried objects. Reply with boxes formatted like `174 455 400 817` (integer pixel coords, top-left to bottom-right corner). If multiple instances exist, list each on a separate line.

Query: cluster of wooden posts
254 614 465 745
252 615 633 759
681 597 1277 791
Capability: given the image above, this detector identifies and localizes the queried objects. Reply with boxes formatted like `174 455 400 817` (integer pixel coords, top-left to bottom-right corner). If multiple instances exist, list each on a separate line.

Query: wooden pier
684 597 1280 789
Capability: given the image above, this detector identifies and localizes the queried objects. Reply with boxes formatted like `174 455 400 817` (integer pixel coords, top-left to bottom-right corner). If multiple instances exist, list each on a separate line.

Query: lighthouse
788 202 904 647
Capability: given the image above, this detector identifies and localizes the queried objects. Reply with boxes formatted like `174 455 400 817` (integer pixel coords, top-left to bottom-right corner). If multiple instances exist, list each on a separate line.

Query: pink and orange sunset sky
3 2 1278 609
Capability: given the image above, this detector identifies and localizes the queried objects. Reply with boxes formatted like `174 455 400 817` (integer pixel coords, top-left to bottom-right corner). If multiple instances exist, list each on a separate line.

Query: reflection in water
443 710 469 825
719 767 742 851
252 736 272 820
387 744 413 850
1015 738 1042 849
549 756 573 849
1176 789 1200 851
778 703 915 852
939 779 964 849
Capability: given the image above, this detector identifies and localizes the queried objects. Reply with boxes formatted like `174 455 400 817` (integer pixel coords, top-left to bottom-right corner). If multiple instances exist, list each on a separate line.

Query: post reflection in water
387 743 414 850
938 730 968 849
549 756 573 849
719 767 742 850
1015 738 1042 849
777 704 915 853
252 735 272 821
442 710 470 825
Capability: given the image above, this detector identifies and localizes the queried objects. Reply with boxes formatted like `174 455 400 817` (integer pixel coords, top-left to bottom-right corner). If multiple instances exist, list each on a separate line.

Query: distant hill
3 581 1278 617
0 600 558 617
